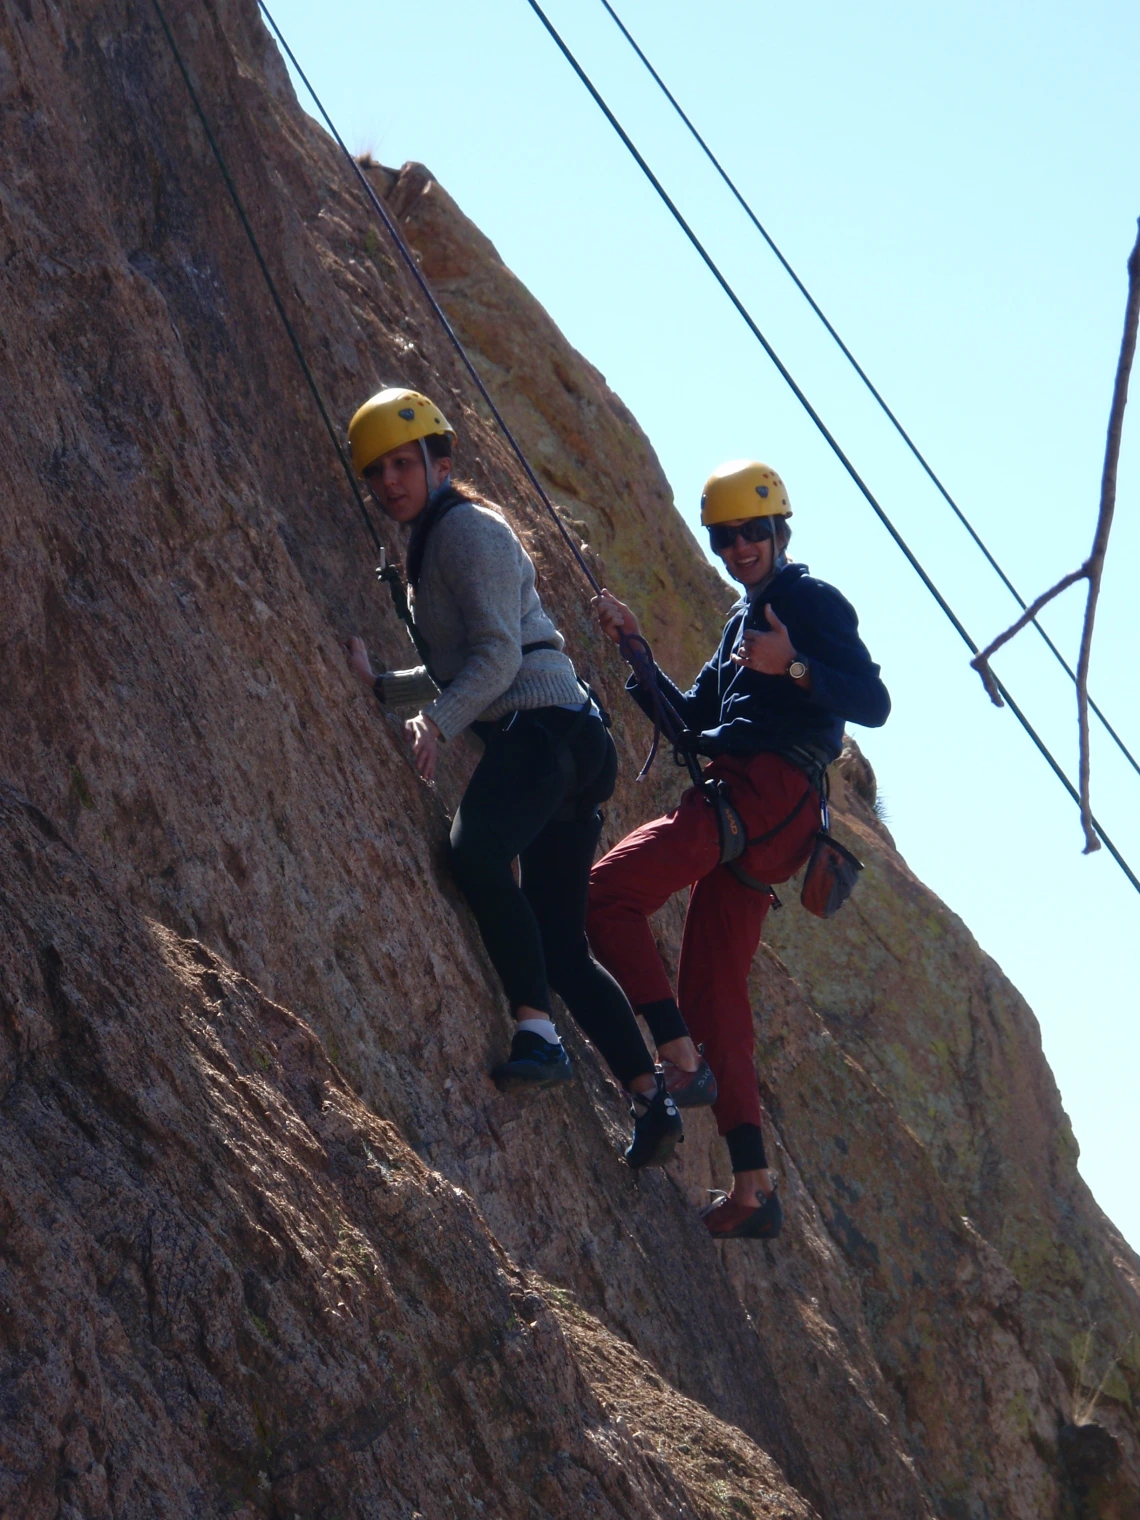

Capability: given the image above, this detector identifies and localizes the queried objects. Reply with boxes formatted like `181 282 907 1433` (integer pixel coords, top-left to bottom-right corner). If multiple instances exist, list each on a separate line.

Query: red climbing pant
587 752 819 1141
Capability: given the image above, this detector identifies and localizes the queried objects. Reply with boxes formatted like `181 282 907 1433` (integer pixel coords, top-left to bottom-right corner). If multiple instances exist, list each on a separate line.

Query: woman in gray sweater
343 388 680 1168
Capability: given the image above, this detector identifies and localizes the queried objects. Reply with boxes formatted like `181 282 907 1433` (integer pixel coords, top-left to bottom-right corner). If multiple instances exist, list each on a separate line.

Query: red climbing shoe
660 1056 717 1108
700 1187 783 1241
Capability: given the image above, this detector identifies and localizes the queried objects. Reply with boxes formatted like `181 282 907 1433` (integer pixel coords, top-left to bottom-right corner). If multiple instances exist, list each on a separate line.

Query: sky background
264 0 1140 1246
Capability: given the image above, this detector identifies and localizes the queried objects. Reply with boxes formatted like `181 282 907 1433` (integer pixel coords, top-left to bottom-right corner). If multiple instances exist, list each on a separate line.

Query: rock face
0 2 1136 1517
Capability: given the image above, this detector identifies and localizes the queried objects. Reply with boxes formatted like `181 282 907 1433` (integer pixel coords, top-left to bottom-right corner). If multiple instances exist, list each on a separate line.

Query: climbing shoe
700 1186 783 1241
659 1055 717 1109
624 1074 683 1169
491 1030 573 1092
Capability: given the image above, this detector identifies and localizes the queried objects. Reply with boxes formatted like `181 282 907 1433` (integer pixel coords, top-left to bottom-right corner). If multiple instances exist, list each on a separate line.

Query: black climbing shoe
492 1030 574 1092
624 1075 683 1169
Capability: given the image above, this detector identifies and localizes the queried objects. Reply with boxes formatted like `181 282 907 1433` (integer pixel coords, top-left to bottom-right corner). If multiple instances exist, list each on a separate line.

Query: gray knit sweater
380 498 583 741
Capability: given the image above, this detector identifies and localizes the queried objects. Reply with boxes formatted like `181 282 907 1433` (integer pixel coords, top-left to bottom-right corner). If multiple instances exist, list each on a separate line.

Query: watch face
788 659 807 679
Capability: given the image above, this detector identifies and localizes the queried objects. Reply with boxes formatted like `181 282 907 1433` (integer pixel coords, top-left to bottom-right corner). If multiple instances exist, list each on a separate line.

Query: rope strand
596 0 1140 786
151 0 441 666
526 0 1140 895
257 0 605 601
151 0 380 554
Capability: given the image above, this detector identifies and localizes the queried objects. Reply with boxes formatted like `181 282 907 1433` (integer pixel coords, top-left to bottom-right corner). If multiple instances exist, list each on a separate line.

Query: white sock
517 1017 560 1046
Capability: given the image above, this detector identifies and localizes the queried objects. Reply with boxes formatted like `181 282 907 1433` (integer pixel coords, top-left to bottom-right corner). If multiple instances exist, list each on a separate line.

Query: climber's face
363 441 451 524
714 520 776 588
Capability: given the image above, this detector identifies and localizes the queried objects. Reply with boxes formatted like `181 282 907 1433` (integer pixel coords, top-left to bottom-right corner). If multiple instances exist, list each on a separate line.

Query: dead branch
971 567 1089 704
971 219 1140 853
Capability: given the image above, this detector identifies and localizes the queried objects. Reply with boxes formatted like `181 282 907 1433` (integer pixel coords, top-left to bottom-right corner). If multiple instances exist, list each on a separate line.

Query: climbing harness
524 0 1140 898
596 0 1140 789
615 630 749 866
715 773 864 919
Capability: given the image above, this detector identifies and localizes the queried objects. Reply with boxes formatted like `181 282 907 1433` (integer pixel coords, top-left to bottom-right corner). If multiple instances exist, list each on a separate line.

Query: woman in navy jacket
587 460 889 1241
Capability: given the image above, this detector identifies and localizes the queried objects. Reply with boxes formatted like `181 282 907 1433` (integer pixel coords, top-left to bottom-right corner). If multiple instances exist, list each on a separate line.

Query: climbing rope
155 0 1138 893
156 0 682 778
257 0 606 604
257 0 699 783
525 0 1140 896
151 0 434 670
596 0 1140 787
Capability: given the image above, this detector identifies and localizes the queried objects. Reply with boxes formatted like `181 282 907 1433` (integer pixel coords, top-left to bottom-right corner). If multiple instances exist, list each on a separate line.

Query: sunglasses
707 517 777 553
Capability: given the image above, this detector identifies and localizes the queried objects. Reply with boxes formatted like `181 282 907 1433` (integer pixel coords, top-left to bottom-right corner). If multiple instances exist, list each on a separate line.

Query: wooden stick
1075 221 1140 851
971 567 1089 706
970 220 1140 852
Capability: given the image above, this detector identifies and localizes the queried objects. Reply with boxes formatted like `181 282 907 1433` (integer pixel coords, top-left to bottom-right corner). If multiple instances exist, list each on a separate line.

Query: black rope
159 0 679 778
257 0 692 785
597 0 1140 787
151 0 376 551
526 0 1140 895
150 0 436 668
257 0 606 604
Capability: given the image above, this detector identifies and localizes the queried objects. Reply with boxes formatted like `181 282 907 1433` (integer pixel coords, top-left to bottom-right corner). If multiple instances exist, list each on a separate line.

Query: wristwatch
786 655 808 681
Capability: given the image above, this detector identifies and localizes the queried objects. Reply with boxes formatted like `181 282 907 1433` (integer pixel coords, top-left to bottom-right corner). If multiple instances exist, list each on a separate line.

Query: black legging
450 706 655 1089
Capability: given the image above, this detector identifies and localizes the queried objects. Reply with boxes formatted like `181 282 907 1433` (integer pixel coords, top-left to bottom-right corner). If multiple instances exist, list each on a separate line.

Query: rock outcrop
0 1 1136 1516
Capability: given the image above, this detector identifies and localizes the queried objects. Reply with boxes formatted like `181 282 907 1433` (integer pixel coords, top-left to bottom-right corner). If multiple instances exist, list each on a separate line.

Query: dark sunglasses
707 517 777 553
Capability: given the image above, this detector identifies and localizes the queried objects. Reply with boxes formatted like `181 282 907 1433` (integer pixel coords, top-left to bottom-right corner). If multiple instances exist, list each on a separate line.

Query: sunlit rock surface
0 1 1136 1515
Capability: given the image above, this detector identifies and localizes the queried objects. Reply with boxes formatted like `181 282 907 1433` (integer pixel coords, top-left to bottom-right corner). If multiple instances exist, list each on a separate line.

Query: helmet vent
398 407 416 420
756 485 769 497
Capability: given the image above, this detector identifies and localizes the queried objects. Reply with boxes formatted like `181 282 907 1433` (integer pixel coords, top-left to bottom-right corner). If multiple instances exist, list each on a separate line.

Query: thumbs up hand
730 604 797 675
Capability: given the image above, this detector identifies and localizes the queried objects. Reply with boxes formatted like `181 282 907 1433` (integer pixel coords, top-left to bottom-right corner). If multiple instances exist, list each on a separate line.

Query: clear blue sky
265 0 1140 1247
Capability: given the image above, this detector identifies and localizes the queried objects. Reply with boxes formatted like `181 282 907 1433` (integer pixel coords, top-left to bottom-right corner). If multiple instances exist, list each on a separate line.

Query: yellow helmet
347 387 455 477
699 460 792 526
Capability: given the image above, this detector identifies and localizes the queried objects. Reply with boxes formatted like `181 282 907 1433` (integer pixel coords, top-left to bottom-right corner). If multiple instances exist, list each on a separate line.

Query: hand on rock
405 712 441 782
345 635 377 692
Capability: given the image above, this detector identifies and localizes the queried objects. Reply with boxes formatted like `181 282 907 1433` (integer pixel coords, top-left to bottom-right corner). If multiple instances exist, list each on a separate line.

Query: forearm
374 666 440 712
625 665 709 733
805 659 890 727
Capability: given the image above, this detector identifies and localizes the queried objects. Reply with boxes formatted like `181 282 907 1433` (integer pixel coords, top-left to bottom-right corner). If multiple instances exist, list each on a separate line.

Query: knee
586 857 625 920
449 830 497 898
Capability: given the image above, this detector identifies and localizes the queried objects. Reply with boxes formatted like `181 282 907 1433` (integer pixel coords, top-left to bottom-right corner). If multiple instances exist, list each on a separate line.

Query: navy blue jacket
628 562 889 765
